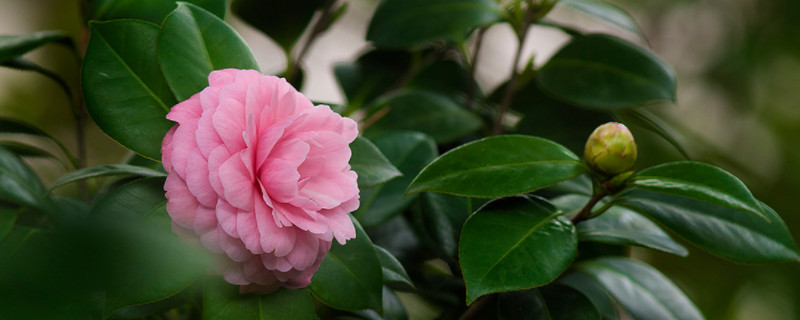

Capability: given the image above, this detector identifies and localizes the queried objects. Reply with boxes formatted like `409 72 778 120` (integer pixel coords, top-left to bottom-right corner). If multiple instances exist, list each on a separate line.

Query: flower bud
584 122 637 175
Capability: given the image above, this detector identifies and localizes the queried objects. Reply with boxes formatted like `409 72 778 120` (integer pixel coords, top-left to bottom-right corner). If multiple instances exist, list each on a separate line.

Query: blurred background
1 0 798 318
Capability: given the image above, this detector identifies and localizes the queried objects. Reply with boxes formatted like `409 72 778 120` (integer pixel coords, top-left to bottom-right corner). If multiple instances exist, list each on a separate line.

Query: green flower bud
584 122 637 175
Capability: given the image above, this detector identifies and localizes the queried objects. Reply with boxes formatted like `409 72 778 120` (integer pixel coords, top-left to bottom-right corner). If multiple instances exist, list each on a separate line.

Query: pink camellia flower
161 69 359 293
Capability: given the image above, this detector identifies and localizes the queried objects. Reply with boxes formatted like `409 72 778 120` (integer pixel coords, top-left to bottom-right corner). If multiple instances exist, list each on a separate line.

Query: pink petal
261 253 293 272
272 201 328 234
195 111 223 158
166 118 199 179
216 200 238 238
260 158 300 204
286 231 320 270
207 145 232 197
218 224 251 262
164 173 197 229
161 126 177 171
237 209 262 254
211 98 246 153
218 152 255 211
255 201 296 256
321 203 357 244
208 69 239 87
194 205 217 233
185 148 217 207
166 94 202 124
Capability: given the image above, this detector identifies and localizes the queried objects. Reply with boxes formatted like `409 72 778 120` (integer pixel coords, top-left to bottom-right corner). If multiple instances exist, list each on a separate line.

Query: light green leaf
158 2 259 102
0 30 72 63
407 135 588 198
460 196 577 304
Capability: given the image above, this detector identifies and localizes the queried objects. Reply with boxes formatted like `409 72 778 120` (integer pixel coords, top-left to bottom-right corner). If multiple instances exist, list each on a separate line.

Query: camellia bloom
162 69 359 293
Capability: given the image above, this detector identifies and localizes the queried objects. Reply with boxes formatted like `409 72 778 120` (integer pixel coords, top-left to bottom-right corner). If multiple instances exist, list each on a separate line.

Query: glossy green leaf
310 216 383 312
367 0 503 48
232 0 325 51
350 136 403 189
558 272 620 320
617 108 690 159
84 0 225 23
365 91 482 144
539 284 602 320
412 192 470 259
375 245 414 290
628 161 766 219
82 20 176 160
356 131 437 227
553 194 688 256
577 257 704 320
614 190 800 263
352 287 409 320
204 277 315 320
0 141 61 161
0 30 72 63
0 147 47 211
537 34 676 110
460 196 577 304
90 177 165 219
0 117 77 168
407 135 588 198
158 2 259 102
408 59 478 100
50 164 166 191
559 0 642 35
334 50 411 109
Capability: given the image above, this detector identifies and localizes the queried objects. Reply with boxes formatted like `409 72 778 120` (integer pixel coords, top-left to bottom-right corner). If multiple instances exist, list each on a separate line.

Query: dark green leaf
577 257 704 320
537 34 676 110
407 135 588 198
614 190 800 263
232 0 324 51
334 50 411 110
0 205 19 241
539 284 602 320
0 30 72 63
84 0 225 23
99 200 208 317
204 277 315 320
617 108 690 159
0 147 47 210
558 272 620 320
374 245 414 290
90 177 166 219
82 20 176 159
553 194 688 256
50 164 166 191
559 0 642 35
498 289 548 320
0 141 60 161
367 0 503 48
628 161 766 219
0 117 77 168
412 192 470 259
365 91 482 144
352 287 409 320
408 59 478 100
350 136 403 189
356 131 437 227
460 196 577 304
310 216 383 312
158 2 259 101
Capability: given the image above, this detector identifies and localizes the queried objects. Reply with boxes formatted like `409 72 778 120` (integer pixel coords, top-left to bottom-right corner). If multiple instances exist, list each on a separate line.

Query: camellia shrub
0 0 797 319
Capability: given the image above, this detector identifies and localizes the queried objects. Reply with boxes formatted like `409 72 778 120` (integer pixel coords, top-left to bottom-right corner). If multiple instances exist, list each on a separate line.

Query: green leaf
0 205 19 241
50 164 166 191
0 140 61 161
617 108 690 159
356 131 437 227
537 34 676 110
365 91 482 144
350 136 403 189
158 2 259 102
0 147 47 211
559 0 642 35
558 272 620 320
367 0 503 48
203 277 316 320
614 190 800 263
553 194 688 257
412 192 470 259
577 257 705 320
497 289 548 320
334 50 411 110
82 20 176 160
628 161 767 219
374 245 414 290
407 135 588 198
232 0 325 52
460 196 577 304
539 284 602 320
84 0 226 24
93 181 209 317
310 216 383 312
0 117 77 168
0 30 72 64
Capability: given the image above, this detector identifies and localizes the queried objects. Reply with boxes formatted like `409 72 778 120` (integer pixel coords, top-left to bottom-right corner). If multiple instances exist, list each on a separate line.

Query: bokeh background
1 0 799 318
